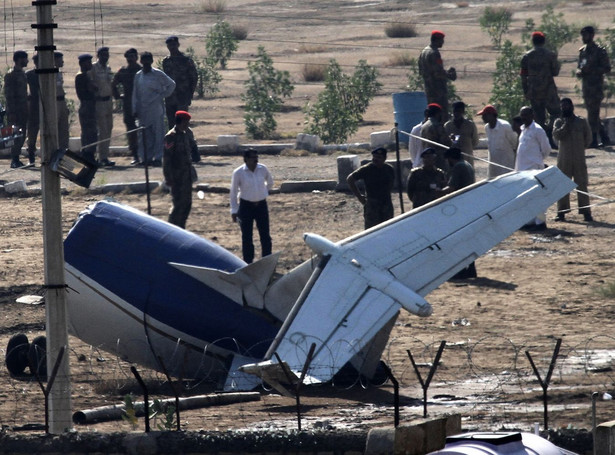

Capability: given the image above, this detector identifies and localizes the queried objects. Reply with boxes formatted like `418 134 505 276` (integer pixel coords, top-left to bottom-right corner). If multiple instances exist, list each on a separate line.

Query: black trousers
238 199 272 264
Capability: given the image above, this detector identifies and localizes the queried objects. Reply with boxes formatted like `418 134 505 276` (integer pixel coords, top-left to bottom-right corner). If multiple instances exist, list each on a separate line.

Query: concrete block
364 427 395 455
394 425 425 455
279 180 337 193
296 133 321 152
4 180 27 193
68 137 81 153
371 130 394 148
217 135 240 154
336 154 360 191
445 413 462 436
422 417 448 453
595 419 615 455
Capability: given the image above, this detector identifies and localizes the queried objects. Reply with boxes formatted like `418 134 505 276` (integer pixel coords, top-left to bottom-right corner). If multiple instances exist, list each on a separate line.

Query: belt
56 96 65 101
96 96 111 101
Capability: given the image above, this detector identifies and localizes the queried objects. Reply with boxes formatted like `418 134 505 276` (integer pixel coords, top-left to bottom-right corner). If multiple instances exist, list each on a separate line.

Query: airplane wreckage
5 166 575 393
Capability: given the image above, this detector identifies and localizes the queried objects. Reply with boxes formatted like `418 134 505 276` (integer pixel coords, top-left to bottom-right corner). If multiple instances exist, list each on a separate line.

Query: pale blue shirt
230 163 274 214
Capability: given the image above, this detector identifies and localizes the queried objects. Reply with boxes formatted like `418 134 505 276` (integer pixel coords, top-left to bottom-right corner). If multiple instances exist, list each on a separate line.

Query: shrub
388 52 414 67
302 63 326 82
185 46 222 98
304 59 381 144
205 20 239 69
522 5 577 54
242 46 294 139
479 6 512 49
489 39 525 122
384 22 417 38
296 44 328 54
198 0 225 13
231 24 248 40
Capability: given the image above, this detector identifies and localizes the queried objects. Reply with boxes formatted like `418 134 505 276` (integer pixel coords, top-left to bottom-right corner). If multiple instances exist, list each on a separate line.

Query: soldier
418 30 456 120
577 25 612 147
112 48 142 164
163 110 197 228
92 46 115 166
444 101 479 166
552 98 593 222
4 50 29 168
55 51 70 151
25 54 39 164
421 103 452 173
162 37 198 136
75 53 98 163
520 31 561 148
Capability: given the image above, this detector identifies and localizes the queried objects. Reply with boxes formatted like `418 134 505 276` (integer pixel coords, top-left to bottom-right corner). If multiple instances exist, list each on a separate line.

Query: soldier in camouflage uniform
4 50 29 168
163 110 197 228
420 103 452 173
577 25 612 147
25 54 39 164
75 54 98 163
162 37 198 131
55 51 70 152
520 31 561 148
418 30 456 120
112 48 142 164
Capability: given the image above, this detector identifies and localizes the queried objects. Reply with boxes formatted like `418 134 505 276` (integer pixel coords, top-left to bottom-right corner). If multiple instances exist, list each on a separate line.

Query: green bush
479 6 512 49
304 59 381 144
522 5 577 54
489 40 525 122
185 46 222 98
242 46 294 139
205 20 239 69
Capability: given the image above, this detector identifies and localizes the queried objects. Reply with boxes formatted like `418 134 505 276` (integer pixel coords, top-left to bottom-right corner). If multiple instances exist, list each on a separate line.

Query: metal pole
33 0 72 433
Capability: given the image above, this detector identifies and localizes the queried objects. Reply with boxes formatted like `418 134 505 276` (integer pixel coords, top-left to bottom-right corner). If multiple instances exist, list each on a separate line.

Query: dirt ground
1 0 615 442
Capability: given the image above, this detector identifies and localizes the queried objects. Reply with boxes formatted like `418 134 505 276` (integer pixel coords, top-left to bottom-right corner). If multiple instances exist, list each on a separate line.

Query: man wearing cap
418 30 456 120
112 48 142 164
346 148 395 229
75 54 98 162
162 36 198 137
92 46 115 167
478 104 517 179
516 106 552 231
444 101 479 166
552 98 593 222
421 102 452 172
520 31 561 148
230 149 274 264
25 54 39 164
577 25 612 147
132 51 176 166
163 110 198 228
55 51 70 151
4 50 29 168
406 147 447 208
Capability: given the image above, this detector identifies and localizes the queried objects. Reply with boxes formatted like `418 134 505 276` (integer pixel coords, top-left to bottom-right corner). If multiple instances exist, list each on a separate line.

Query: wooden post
33 0 72 433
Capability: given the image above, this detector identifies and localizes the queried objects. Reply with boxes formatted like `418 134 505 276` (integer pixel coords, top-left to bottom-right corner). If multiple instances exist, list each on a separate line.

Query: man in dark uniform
347 147 395 229
162 37 198 134
75 53 98 163
25 54 39 164
418 30 456 120
112 48 142 164
4 50 29 168
421 103 452 173
55 51 70 151
163 110 197 229
577 25 612 147
520 31 561 148
406 148 447 209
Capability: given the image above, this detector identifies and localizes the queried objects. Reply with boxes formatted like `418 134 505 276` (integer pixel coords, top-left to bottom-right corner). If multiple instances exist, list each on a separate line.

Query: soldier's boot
589 133 599 148
599 124 611 147
27 149 35 165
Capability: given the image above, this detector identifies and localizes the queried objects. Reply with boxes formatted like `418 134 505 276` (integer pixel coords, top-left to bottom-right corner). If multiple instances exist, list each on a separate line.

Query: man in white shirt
478 104 517 179
408 109 428 168
516 106 553 230
230 149 274 263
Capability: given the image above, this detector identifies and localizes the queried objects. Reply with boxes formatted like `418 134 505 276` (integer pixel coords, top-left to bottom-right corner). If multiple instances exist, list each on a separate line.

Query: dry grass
231 24 248 40
387 52 414 67
296 44 329 54
456 1 469 7
384 22 417 38
302 62 327 82
198 0 226 13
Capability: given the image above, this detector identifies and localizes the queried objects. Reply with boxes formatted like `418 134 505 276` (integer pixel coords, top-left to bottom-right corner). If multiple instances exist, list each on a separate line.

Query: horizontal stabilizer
170 252 280 309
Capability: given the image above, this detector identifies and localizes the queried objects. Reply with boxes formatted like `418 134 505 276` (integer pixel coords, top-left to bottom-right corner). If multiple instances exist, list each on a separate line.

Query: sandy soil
1 0 615 441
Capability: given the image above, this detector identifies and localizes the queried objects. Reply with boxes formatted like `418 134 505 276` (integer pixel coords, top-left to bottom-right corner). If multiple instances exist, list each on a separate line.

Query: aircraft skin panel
64 201 279 359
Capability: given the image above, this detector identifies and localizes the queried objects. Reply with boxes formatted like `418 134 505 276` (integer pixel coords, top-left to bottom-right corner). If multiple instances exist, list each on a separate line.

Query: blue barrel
393 91 427 144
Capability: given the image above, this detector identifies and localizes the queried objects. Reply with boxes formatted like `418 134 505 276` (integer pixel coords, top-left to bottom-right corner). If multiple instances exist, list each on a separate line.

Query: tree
479 6 512 50
205 20 239 69
185 46 222 98
305 59 381 144
489 40 525 122
242 46 294 140
522 5 577 54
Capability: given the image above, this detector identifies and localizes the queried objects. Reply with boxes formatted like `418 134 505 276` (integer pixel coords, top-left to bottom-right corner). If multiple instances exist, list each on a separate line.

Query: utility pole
33 0 72 433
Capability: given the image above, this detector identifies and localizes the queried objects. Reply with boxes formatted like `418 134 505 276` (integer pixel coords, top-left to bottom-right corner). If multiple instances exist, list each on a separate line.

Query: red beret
175 110 191 120
431 30 445 39
531 31 545 39
477 105 497 116
427 103 442 110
